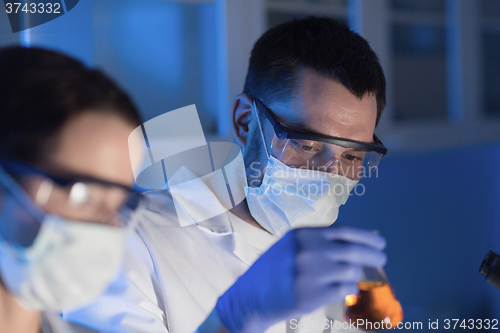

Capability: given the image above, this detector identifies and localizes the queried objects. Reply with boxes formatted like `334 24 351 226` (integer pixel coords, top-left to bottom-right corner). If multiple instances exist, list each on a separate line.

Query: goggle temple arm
253 100 271 159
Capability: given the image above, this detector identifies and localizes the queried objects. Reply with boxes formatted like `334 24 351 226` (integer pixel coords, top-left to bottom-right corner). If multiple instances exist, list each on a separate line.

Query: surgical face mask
0 165 133 311
244 102 359 237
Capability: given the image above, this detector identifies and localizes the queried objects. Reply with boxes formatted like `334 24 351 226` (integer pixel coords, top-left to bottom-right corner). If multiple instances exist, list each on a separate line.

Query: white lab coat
63 190 356 333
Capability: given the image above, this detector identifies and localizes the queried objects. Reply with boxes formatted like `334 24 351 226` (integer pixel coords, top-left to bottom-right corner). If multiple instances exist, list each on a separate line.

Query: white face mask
244 102 359 237
0 165 132 311
245 156 358 236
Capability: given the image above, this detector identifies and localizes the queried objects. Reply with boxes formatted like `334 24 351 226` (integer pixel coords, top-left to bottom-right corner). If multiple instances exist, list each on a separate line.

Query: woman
0 46 144 333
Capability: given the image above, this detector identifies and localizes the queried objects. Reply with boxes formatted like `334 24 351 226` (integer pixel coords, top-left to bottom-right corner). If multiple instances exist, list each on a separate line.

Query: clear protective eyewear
253 98 388 181
0 158 143 230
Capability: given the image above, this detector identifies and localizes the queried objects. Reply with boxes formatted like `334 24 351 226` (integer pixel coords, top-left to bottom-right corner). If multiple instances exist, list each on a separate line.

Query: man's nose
325 159 343 175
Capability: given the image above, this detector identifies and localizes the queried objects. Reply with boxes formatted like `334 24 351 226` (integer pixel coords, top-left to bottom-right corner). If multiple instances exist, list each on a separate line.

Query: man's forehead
264 68 377 142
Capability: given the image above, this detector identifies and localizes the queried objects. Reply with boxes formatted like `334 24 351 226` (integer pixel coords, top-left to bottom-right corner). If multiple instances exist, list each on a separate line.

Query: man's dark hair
243 16 386 125
0 46 141 165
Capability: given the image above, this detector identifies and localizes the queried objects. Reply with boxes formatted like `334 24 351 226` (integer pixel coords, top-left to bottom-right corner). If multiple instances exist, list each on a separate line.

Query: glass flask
344 266 404 331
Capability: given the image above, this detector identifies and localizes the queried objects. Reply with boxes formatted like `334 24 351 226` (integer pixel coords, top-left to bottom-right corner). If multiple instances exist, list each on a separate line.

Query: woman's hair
0 46 142 164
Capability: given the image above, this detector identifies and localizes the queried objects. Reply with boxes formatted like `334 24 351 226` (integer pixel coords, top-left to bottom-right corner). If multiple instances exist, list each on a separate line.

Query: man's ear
231 93 254 148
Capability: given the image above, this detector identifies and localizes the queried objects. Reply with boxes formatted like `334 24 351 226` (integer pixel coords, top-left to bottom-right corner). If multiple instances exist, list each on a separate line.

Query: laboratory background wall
1 0 500 331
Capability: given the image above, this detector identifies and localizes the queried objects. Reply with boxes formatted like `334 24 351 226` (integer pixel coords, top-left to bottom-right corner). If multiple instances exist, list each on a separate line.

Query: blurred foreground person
0 46 144 333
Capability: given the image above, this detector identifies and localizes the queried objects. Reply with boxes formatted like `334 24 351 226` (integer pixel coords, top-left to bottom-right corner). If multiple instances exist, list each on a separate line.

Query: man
65 17 388 333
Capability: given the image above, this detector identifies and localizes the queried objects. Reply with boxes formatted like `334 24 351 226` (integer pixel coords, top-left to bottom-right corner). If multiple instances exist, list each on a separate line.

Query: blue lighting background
0 0 499 330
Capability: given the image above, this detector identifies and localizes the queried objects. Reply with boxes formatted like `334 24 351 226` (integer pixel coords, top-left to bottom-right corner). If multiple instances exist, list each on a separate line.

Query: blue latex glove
215 226 387 333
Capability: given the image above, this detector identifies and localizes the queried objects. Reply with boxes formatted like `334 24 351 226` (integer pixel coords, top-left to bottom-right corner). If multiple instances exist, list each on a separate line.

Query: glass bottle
344 266 403 331
480 250 500 290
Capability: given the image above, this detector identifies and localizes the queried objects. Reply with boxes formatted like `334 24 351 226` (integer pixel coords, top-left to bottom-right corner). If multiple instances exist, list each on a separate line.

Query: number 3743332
5 2 61 14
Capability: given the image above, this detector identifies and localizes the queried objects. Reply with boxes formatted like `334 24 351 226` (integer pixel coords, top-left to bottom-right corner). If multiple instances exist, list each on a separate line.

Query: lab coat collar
166 165 233 234
228 212 278 266
166 165 277 266
194 212 260 267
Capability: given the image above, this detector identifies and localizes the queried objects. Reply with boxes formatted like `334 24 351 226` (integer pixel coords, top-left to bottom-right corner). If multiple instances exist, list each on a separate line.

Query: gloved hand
215 225 387 333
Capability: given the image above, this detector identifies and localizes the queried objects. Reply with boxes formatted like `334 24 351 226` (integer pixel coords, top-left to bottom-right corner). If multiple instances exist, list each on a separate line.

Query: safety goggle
0 158 143 230
253 98 388 181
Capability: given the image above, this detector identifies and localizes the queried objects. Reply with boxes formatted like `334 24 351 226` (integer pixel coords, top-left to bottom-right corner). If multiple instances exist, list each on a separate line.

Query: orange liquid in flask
345 281 403 331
